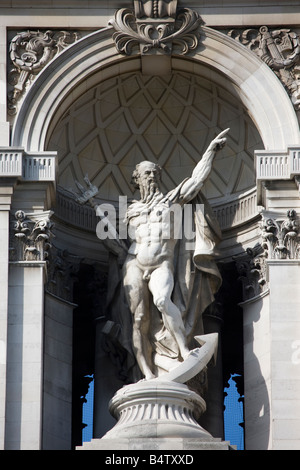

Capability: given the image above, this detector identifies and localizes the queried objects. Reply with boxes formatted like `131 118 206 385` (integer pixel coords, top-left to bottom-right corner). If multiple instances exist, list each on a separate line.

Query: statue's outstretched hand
208 128 229 152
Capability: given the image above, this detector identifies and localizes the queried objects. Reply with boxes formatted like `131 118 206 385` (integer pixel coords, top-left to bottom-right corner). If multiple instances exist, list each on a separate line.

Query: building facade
1 0 300 450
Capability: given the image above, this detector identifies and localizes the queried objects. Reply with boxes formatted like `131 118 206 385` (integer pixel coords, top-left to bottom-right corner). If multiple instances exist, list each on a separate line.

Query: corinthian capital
261 210 300 260
11 210 54 262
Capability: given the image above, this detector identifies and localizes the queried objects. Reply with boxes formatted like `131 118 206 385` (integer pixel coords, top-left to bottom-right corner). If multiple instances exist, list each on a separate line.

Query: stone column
267 259 300 449
5 261 46 449
42 292 76 450
0 183 14 449
238 209 300 449
43 248 79 450
0 26 10 146
5 207 54 449
240 290 271 450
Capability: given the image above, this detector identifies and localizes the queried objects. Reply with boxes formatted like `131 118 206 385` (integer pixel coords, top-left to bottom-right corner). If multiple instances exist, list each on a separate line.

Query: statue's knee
154 296 168 312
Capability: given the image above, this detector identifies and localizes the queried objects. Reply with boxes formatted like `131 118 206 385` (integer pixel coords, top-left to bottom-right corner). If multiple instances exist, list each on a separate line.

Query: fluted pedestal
103 380 210 439
77 380 235 450
77 334 235 450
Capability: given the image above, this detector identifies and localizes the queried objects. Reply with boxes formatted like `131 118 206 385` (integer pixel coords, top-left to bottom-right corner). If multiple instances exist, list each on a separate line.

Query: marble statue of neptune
76 129 228 381
122 129 228 379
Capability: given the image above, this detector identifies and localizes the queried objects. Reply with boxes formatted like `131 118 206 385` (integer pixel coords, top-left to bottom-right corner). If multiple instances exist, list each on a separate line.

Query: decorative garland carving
8 30 80 115
228 26 300 109
109 4 203 56
11 209 54 262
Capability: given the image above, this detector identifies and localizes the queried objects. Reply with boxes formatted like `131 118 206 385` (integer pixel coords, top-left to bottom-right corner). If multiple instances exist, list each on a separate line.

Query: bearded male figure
75 129 228 381
121 129 228 380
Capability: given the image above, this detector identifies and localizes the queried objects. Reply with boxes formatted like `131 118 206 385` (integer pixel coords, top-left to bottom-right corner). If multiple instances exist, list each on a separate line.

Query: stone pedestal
103 380 209 440
77 378 234 450
77 437 234 450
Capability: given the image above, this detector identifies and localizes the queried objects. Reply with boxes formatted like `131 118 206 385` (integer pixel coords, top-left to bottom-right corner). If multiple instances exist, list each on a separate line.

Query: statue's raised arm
177 128 229 204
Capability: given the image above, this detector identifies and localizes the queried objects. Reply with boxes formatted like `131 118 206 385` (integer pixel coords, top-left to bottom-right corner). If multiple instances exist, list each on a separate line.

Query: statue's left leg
148 264 190 360
123 256 155 379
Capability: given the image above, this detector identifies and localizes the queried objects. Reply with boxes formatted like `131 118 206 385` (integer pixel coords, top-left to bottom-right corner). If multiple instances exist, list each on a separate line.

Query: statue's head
131 161 162 202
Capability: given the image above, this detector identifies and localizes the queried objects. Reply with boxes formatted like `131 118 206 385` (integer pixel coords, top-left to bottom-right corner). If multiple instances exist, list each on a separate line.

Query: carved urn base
102 379 211 439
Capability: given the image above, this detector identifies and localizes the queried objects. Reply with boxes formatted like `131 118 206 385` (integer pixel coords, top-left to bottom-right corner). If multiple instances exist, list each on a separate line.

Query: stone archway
11 24 300 153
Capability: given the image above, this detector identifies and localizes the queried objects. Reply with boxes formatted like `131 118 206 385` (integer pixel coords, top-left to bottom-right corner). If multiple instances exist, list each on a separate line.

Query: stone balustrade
0 148 56 182
211 188 258 231
56 185 260 233
0 150 23 177
256 147 300 181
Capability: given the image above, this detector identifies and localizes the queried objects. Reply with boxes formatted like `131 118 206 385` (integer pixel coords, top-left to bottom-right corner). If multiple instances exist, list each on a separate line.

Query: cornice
0 1 299 9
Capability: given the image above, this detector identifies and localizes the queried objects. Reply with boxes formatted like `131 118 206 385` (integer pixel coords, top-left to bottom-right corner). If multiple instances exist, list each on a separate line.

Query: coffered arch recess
11 25 300 254
48 68 260 204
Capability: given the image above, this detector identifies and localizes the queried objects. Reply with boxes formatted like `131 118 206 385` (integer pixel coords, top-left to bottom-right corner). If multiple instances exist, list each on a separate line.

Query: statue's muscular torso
127 199 179 270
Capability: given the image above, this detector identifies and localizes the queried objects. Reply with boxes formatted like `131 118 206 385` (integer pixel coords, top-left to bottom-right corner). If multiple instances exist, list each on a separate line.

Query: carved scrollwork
261 209 300 260
234 244 267 301
109 6 203 56
11 209 54 262
8 30 80 115
228 26 300 110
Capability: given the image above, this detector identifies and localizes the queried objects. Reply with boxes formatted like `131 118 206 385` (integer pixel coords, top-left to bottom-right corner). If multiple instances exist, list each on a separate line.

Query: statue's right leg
123 256 155 380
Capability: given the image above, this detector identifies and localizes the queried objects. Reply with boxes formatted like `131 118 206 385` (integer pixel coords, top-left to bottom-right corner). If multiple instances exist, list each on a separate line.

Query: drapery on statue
75 128 229 381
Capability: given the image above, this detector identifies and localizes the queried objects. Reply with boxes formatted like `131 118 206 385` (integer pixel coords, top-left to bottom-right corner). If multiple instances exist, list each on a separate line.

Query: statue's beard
140 179 160 203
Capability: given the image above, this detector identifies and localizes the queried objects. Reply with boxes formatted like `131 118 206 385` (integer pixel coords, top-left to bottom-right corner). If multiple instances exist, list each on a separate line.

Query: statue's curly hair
130 161 162 189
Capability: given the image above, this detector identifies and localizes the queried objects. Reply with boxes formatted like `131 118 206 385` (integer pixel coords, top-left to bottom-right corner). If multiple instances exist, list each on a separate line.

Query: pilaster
0 181 15 450
241 255 300 449
6 199 55 449
0 26 10 146
6 260 46 449
0 146 56 449
267 259 300 449
43 248 80 450
239 150 300 448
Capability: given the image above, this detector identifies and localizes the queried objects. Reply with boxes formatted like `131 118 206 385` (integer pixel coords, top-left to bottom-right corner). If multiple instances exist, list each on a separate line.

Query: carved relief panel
7 29 88 119
228 26 300 110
